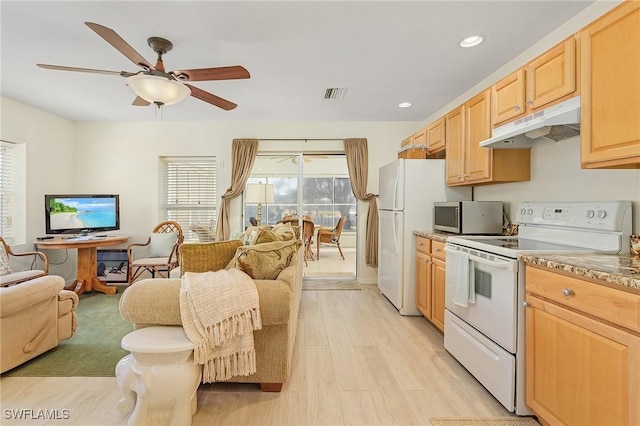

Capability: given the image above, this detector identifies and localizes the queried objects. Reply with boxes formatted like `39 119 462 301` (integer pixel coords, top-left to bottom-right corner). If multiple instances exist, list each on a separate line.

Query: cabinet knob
526 99 533 106
562 288 575 297
514 105 521 111
522 301 531 307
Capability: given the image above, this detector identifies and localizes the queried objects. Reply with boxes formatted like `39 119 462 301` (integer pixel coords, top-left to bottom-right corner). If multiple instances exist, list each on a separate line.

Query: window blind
159 157 217 242
0 141 17 244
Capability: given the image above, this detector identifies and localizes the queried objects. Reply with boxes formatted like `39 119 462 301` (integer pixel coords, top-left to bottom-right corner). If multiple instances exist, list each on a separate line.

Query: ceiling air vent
324 87 348 100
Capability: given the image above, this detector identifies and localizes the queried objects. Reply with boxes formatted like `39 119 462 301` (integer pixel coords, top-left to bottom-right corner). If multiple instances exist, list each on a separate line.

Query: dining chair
316 216 347 260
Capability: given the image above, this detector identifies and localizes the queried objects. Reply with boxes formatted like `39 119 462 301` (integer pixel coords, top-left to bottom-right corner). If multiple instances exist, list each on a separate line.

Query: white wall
474 137 640 231
72 120 415 284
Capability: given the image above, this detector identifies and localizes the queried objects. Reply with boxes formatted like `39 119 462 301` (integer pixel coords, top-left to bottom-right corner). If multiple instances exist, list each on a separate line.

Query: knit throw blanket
179 269 262 383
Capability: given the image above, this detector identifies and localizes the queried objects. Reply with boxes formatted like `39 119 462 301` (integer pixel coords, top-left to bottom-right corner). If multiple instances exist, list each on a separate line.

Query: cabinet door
431 258 446 332
426 117 446 153
525 295 639 426
527 38 576 110
416 252 431 319
465 90 492 183
412 128 427 146
492 69 526 126
580 1 640 168
445 105 466 185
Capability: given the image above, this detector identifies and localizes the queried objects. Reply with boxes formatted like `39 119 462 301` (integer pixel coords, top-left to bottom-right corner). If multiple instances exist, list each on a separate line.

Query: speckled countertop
519 253 640 291
412 230 454 243
412 230 640 292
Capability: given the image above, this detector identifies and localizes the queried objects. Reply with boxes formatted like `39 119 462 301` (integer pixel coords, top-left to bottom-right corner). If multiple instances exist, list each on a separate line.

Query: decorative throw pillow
271 223 298 241
149 232 178 258
228 239 300 280
0 246 12 276
254 228 278 245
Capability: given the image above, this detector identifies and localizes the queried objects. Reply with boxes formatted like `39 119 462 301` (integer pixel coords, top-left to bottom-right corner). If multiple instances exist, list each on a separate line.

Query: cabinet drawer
526 266 640 332
430 240 446 261
416 236 430 255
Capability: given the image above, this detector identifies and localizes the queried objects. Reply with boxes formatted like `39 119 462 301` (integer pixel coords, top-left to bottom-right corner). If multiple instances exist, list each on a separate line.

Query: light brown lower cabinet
525 266 640 425
415 236 446 332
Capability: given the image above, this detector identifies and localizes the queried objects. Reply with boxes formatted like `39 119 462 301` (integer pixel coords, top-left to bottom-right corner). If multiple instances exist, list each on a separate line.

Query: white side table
116 326 202 426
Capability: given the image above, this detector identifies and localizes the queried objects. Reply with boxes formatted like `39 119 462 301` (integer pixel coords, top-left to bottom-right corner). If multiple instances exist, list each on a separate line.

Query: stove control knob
586 209 595 218
527 209 534 216
520 208 527 215
597 210 607 219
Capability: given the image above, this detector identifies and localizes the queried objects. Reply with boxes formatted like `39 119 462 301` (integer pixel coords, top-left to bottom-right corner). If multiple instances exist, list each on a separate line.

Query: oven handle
446 246 515 271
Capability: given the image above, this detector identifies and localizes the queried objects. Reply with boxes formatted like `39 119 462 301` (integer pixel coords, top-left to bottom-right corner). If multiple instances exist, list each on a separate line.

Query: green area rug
3 286 133 377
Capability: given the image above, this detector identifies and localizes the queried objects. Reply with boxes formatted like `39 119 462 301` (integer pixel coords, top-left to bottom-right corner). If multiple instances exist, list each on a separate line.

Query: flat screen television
45 194 120 235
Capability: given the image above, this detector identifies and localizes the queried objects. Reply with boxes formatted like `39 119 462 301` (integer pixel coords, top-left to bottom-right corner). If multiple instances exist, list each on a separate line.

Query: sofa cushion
0 245 12 275
272 223 298 240
149 232 178 258
229 239 300 280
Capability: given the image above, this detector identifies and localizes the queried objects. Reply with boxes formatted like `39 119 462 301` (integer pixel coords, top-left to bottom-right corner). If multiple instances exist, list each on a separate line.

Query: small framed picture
97 249 128 283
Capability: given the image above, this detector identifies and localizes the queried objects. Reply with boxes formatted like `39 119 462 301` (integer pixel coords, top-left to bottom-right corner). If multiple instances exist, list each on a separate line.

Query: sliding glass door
245 153 356 278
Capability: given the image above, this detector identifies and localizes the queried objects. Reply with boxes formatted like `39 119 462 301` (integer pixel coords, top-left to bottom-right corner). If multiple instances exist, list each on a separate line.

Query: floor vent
324 87 348 100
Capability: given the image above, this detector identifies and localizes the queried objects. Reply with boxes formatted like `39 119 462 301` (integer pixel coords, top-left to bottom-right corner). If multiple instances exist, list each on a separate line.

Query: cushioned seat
1 275 78 373
120 232 303 392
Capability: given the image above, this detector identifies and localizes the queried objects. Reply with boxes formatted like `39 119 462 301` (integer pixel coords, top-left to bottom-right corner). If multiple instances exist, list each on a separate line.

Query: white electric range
443 201 632 415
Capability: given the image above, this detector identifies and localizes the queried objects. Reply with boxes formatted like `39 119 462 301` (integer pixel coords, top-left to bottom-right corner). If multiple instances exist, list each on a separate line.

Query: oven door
445 245 518 353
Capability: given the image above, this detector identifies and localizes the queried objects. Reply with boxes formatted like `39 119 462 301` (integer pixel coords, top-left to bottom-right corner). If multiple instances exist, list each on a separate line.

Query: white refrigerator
378 159 471 315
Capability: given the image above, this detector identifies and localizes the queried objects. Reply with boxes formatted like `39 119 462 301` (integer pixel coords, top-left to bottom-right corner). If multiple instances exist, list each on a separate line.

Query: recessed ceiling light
398 102 412 108
459 35 484 48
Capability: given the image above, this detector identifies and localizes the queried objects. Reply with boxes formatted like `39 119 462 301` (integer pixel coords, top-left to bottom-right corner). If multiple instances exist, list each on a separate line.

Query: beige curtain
215 139 259 241
343 138 378 267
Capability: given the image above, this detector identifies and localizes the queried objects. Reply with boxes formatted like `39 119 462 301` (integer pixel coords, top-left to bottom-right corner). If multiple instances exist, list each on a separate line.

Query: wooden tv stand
36 235 129 295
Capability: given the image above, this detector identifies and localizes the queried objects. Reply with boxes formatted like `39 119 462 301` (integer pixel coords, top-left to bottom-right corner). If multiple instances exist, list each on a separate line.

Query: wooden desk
36 235 129 296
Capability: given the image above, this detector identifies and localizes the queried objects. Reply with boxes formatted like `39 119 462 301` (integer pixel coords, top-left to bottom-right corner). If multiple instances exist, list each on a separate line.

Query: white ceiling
1 1 594 123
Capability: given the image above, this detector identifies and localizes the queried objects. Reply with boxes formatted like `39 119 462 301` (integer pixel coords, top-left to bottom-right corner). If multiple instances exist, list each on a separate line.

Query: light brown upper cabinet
426 117 446 154
446 90 530 186
492 38 577 127
580 0 640 169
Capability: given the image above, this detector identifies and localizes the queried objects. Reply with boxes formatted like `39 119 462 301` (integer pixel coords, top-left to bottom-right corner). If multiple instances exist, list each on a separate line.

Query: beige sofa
119 237 304 392
1 275 79 373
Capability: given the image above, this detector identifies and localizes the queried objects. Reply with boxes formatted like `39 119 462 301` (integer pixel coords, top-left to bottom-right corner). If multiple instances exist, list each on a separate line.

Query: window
159 157 216 242
0 140 26 245
245 175 355 230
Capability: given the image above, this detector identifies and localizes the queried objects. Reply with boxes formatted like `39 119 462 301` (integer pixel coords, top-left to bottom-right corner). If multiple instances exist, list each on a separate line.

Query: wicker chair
302 219 315 266
0 236 49 287
316 216 347 260
127 221 184 284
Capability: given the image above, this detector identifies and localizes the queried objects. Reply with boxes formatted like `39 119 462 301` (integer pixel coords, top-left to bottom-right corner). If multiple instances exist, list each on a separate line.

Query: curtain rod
258 138 344 142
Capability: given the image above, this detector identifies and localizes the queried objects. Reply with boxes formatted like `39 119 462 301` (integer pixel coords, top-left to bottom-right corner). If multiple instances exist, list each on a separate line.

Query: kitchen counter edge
520 253 640 291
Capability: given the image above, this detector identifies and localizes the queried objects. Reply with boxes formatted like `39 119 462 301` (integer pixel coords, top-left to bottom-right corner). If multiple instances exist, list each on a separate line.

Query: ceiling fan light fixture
125 74 191 106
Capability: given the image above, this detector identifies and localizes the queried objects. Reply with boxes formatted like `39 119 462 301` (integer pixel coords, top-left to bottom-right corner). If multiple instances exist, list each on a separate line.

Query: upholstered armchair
1 275 78 373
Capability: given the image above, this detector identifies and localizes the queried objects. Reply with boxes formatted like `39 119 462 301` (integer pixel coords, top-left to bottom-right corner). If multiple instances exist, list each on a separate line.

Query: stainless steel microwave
433 201 503 235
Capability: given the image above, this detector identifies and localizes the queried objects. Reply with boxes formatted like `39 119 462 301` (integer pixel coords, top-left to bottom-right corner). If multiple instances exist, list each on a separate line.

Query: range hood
480 96 581 149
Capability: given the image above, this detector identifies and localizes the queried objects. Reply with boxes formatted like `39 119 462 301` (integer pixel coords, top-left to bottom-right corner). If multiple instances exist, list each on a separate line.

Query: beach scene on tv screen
49 198 116 230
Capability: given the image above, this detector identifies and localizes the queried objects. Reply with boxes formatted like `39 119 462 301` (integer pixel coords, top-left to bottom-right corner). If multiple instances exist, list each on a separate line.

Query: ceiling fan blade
172 66 250 82
185 84 237 111
132 96 150 106
85 22 154 71
37 63 134 77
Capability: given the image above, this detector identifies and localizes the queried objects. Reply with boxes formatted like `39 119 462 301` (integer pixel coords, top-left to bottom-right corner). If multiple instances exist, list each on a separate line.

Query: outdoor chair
302 219 315 266
316 216 347 260
127 221 183 285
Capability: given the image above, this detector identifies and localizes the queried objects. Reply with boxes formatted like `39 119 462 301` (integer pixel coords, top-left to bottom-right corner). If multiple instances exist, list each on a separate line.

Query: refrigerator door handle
393 172 400 210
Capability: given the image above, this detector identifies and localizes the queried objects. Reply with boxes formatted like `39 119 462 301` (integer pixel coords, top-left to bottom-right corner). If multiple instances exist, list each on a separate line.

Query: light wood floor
0 285 512 425
303 247 356 278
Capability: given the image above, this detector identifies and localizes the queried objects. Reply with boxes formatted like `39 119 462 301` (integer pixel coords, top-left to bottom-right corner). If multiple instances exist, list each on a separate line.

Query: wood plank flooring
0 285 512 425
